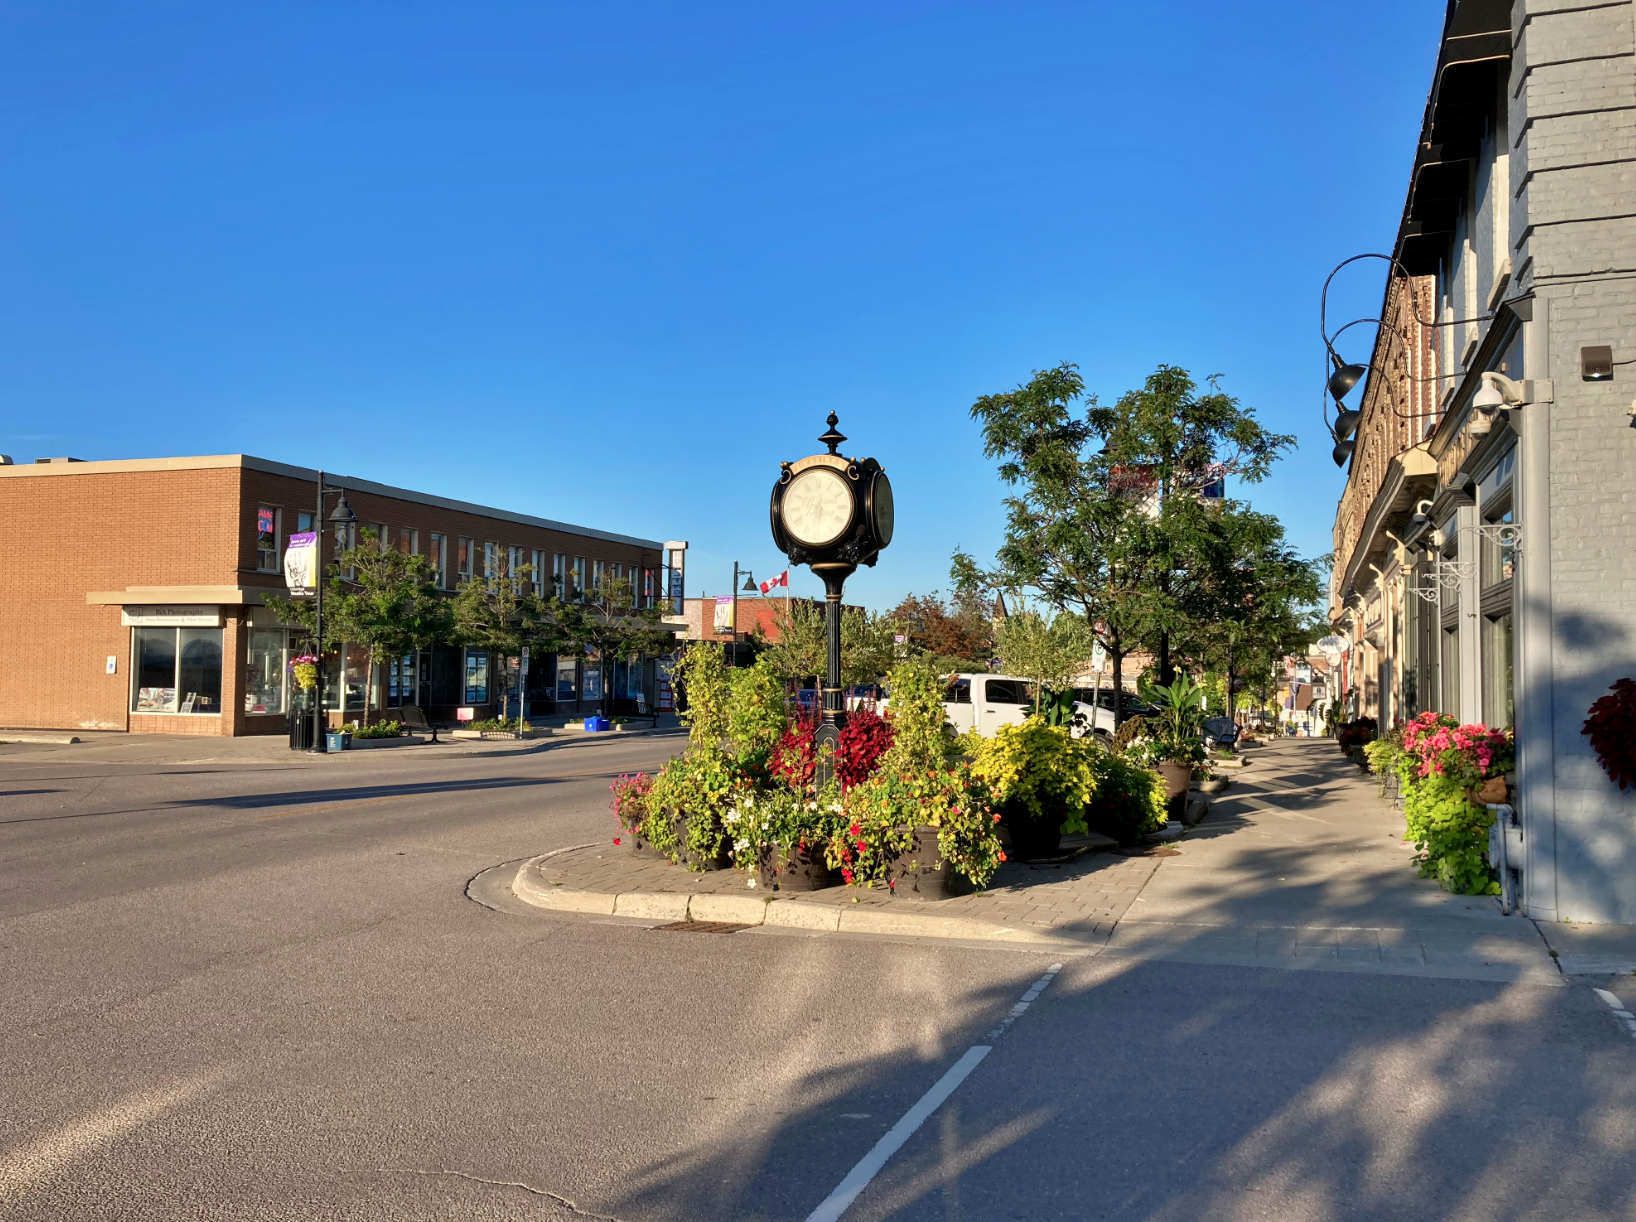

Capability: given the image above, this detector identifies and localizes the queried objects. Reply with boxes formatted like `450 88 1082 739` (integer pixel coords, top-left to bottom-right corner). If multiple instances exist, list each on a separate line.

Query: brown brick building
0 454 672 736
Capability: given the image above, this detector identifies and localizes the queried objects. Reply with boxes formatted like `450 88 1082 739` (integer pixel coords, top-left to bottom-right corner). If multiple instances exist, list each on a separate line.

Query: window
583 656 603 701
458 537 474 585
556 654 578 700
245 627 287 714
335 521 357 579
573 557 587 602
984 678 1028 704
132 627 222 715
343 642 377 711
944 678 972 704
464 648 490 704
398 528 418 556
1483 612 1514 728
531 550 546 596
509 546 526 593
1440 625 1461 716
553 553 567 597
642 568 654 608
484 542 500 588
592 559 606 595
371 523 389 553
388 653 417 705
255 506 280 573
297 511 314 533
429 534 447 588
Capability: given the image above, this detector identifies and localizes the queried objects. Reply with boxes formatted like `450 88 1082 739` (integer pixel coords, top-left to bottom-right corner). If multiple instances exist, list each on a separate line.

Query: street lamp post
309 471 357 754
730 563 758 668
769 414 894 785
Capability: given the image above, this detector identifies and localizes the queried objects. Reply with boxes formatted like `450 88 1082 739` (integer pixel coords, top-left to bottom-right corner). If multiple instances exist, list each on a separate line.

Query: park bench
399 705 442 743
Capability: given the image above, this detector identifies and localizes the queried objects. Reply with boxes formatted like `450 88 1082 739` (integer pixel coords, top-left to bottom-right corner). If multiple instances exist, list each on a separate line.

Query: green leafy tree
753 599 899 689
993 603 1095 702
266 526 452 723
879 658 950 773
449 557 566 721
560 575 677 719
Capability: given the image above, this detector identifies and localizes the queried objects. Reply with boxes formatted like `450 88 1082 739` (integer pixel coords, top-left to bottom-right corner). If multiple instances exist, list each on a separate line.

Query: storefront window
388 653 416 705
132 626 222 714
583 658 602 701
1440 625 1460 717
556 655 577 701
345 643 376 711
245 627 287 714
465 649 489 704
1483 613 1514 728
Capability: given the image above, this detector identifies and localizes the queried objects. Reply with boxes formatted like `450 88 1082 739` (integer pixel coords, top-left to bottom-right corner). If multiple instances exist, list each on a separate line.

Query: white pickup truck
938 674 1153 739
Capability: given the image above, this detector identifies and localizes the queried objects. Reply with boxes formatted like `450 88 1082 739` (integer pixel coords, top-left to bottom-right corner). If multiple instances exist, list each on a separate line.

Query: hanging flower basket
290 654 319 691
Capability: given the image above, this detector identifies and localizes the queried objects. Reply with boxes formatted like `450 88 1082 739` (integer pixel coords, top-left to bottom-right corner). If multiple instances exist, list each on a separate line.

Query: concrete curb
509 855 1067 945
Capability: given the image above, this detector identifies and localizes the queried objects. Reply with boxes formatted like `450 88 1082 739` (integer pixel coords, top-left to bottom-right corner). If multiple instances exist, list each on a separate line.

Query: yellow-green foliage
727 656 787 767
1085 749 1168 844
971 716 1098 835
880 658 949 774
671 641 732 754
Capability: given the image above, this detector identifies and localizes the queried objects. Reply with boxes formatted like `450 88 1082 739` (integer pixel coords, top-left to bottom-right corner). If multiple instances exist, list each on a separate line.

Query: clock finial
819 412 846 455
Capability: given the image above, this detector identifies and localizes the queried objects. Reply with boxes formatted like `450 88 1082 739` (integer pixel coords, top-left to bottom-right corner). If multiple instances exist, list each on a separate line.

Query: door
417 650 432 709
978 677 1030 736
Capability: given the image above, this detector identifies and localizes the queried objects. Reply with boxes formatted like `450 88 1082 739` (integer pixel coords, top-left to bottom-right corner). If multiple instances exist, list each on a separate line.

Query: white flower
733 838 749 852
747 877 758 888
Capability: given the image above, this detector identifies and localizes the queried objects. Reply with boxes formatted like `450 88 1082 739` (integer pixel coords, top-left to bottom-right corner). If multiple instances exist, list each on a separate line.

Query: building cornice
0 453 665 552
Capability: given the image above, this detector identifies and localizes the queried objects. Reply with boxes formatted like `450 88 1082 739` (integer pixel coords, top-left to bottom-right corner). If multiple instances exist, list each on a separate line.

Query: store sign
121 605 223 627
284 530 319 596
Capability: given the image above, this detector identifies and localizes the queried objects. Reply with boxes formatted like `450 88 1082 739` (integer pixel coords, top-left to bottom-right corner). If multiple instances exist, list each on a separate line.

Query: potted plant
725 788 842 891
970 717 1097 862
836 764 1003 899
1133 676 1208 813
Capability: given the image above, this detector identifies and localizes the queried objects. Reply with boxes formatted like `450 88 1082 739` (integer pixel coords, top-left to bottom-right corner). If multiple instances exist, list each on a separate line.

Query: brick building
0 454 676 737
1329 0 1636 921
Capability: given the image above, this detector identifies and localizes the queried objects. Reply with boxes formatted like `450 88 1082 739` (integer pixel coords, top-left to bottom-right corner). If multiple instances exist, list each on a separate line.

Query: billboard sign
284 531 318 596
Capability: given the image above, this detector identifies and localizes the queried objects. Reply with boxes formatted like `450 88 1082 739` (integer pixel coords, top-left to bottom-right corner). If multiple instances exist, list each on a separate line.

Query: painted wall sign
120 606 224 627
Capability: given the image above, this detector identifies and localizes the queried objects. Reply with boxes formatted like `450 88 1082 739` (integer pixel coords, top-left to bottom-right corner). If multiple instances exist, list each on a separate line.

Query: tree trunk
1111 631 1125 729
363 656 373 726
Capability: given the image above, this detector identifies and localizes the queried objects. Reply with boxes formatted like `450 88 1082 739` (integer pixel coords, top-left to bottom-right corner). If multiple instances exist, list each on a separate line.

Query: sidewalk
509 739 1628 984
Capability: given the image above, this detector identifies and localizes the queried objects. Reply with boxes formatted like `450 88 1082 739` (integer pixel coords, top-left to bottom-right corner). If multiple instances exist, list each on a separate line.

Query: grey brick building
1329 0 1636 922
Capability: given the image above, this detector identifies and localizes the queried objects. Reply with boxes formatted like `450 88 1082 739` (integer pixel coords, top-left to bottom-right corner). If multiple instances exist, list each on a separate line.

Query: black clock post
769 413 895 785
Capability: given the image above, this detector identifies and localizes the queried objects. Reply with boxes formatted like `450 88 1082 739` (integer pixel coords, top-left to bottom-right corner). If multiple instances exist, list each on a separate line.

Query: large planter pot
757 842 836 892
885 825 951 901
1001 808 1063 862
625 831 666 859
1156 760 1192 824
671 811 732 872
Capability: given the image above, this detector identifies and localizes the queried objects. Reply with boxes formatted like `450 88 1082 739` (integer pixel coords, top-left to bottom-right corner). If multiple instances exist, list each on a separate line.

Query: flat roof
0 453 666 551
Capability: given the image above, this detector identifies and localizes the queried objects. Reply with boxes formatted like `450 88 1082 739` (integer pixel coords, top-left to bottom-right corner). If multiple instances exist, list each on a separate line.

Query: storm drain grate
652 920 752 934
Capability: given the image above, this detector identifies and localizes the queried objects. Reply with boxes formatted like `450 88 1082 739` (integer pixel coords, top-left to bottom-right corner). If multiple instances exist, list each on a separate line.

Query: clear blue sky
1 2 1437 610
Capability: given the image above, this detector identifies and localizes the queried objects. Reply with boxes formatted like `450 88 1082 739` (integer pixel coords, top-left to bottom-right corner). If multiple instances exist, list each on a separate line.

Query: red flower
998 851 1007 862
613 837 621 846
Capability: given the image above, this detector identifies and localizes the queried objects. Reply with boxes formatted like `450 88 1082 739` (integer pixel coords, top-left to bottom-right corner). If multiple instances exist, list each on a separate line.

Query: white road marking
804 964 1064 1222
1592 988 1636 1041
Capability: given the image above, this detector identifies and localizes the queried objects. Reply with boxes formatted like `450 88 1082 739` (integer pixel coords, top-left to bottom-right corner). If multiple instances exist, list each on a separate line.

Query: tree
886 592 994 671
560 574 678 719
450 556 566 721
993 603 1095 700
265 526 452 724
964 361 1296 725
752 599 899 689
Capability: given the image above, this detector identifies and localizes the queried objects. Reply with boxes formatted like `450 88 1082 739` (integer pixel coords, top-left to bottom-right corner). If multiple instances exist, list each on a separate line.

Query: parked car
935 674 1152 739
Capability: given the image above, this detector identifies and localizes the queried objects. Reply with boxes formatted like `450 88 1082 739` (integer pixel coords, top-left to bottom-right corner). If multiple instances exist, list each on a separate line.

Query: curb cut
510 856 1076 946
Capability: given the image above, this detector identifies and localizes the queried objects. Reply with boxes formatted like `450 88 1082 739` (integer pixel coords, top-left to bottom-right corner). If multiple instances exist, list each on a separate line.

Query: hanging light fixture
1332 406 1362 441
1327 353 1368 403
1332 438 1356 467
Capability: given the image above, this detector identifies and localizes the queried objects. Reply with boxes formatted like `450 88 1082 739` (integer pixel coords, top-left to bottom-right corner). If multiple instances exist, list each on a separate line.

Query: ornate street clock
770 414 894 766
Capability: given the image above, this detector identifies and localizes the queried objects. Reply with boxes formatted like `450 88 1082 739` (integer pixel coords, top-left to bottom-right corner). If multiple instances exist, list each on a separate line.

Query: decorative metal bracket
1472 523 1522 549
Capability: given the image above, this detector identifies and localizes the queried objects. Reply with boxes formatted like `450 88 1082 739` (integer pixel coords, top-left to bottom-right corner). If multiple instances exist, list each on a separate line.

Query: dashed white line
1593 987 1636 1039
804 964 1063 1222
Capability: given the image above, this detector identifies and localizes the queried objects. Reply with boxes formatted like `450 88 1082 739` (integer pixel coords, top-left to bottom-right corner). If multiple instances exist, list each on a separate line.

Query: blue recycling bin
584 716 611 732
326 731 350 751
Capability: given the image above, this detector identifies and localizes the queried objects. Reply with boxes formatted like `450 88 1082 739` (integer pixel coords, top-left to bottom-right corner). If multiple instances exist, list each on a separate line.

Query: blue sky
1 2 1437 609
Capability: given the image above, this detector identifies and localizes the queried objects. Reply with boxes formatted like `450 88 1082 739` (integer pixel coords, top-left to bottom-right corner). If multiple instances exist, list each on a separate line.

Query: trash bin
288 713 316 752
326 731 350 752
583 716 610 732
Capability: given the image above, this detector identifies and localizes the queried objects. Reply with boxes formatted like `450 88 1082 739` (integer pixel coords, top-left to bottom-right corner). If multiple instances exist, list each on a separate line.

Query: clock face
871 472 894 546
782 466 853 547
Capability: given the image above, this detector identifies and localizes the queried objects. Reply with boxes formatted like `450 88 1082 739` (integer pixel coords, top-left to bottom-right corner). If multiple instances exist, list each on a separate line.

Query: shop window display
245 627 288 714
133 626 222 714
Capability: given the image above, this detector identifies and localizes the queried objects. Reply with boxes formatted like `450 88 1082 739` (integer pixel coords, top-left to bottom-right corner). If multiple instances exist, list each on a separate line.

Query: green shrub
970 716 1097 835
723 785 844 873
880 659 951 773
1084 749 1169 845
1403 774 1498 895
351 719 405 739
837 761 1004 888
467 717 522 733
671 642 732 752
727 656 788 770
647 750 745 869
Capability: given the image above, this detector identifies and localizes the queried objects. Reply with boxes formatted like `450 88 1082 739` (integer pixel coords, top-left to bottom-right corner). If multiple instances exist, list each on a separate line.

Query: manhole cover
653 920 752 934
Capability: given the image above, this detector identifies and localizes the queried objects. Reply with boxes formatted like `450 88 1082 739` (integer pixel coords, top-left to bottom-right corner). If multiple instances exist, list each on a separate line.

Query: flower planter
1156 760 1192 825
756 842 836 892
885 825 951 900
1002 815 1063 863
671 812 732 872
624 832 666 859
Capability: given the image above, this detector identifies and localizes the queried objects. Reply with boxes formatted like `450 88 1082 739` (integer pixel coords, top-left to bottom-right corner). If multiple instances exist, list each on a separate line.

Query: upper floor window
370 522 388 553
484 542 500 588
457 537 474 585
428 533 447 588
573 556 587 602
531 550 546 597
335 521 357 580
553 553 567 598
509 545 526 593
398 527 418 556
255 506 279 573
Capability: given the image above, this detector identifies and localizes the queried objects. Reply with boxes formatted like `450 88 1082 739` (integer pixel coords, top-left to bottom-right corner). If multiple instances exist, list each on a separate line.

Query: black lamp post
309 471 356 754
769 414 894 782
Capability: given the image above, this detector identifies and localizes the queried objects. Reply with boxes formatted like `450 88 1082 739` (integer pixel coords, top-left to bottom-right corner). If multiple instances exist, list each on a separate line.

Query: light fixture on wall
1332 437 1356 467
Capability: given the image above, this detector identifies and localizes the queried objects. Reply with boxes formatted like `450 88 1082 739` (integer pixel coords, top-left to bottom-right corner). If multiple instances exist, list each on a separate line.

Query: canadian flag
759 569 790 595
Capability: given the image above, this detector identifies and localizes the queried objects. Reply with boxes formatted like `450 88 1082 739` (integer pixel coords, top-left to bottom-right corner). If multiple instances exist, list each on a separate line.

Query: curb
510 856 1068 946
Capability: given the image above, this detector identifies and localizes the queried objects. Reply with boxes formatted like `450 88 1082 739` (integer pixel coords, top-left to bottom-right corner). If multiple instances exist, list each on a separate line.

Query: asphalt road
3 733 1634 1221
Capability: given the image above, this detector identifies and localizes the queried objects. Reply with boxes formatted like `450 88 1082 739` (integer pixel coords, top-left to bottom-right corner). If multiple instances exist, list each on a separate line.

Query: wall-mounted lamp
1332 438 1356 467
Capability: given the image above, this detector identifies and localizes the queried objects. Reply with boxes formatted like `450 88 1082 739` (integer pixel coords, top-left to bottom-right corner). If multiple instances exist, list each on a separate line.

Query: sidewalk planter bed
348 734 423 750
883 825 953 900
756 840 835 892
1002 811 1062 863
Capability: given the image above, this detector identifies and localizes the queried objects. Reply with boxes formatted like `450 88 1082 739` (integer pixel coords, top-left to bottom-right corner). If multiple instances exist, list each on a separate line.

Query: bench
399 705 442 743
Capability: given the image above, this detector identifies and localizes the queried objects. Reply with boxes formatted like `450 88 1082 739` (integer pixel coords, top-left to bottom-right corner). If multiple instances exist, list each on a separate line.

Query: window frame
429 533 447 588
130 625 225 716
255 505 281 573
